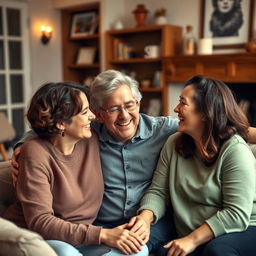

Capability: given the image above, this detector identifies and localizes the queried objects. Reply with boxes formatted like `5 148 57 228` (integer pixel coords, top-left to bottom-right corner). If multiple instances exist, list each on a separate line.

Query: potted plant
154 8 167 25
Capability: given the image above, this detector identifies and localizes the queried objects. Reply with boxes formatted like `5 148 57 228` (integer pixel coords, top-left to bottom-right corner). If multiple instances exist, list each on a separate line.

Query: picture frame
200 0 255 49
76 47 96 65
70 12 98 37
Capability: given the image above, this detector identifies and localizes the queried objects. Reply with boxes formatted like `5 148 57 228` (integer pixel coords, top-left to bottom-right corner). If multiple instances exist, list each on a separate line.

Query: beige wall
28 0 62 94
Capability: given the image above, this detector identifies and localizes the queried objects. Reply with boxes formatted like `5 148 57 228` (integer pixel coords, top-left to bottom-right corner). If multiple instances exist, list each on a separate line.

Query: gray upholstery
0 161 14 215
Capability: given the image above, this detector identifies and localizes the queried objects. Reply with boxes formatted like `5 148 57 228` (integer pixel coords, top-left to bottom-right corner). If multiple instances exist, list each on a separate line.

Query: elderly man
89 70 178 255
11 70 256 256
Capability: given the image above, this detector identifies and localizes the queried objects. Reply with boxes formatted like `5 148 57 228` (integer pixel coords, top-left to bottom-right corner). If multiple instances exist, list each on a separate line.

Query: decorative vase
141 79 151 88
246 40 256 53
133 4 148 27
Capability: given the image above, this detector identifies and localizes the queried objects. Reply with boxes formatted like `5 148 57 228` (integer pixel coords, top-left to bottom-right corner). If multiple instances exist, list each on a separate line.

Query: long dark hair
175 75 249 165
27 82 89 139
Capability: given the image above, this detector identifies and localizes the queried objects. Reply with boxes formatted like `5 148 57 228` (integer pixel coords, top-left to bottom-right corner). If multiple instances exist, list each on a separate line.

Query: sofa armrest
0 161 15 216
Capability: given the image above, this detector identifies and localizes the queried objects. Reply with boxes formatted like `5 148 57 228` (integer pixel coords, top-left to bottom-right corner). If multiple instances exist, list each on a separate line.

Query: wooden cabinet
106 25 182 116
61 3 101 83
164 53 256 83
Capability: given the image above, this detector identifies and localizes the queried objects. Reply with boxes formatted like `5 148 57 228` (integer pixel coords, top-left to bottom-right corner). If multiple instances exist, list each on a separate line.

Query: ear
56 122 65 130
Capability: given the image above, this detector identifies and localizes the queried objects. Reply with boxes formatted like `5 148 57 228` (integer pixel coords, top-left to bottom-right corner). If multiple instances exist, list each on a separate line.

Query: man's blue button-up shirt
92 114 178 225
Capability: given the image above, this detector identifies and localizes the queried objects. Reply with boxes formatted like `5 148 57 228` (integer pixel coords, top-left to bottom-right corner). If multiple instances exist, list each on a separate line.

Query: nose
174 104 179 113
89 109 96 120
118 107 129 118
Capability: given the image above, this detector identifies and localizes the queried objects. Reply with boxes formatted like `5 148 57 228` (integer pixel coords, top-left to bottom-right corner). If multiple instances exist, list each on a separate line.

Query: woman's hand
100 224 145 255
11 146 21 187
164 236 197 256
164 223 214 256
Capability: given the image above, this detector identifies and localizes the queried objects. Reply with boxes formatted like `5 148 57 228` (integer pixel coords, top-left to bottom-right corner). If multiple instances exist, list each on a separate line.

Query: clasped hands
100 215 151 255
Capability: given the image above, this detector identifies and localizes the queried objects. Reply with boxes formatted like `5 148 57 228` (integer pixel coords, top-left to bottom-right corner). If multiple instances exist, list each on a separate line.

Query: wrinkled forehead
103 84 136 107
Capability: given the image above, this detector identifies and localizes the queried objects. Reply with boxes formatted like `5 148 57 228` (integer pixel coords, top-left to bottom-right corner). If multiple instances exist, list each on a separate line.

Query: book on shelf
112 38 135 60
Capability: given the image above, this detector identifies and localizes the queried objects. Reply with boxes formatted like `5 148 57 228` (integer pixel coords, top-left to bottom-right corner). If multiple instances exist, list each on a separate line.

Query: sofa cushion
0 217 57 256
0 161 15 216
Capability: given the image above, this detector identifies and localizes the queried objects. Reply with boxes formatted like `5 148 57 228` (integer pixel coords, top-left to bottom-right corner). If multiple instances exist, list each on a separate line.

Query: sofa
0 144 256 255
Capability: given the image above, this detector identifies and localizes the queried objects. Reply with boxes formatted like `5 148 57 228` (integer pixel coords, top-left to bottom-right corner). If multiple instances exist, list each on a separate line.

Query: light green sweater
139 134 256 237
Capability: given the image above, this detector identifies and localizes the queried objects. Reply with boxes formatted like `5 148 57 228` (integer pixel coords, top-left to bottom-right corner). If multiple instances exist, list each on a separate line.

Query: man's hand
127 215 150 243
11 146 21 187
164 236 197 256
100 223 144 255
127 210 154 244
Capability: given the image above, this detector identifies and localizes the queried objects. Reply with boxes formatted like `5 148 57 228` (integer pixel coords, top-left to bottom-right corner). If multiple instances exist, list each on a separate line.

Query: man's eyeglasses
100 101 139 115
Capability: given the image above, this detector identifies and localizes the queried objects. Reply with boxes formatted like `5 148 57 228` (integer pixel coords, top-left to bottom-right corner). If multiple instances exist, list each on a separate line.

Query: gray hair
90 70 142 110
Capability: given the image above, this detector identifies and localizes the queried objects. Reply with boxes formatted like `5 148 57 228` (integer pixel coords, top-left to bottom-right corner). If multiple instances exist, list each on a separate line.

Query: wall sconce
40 25 52 45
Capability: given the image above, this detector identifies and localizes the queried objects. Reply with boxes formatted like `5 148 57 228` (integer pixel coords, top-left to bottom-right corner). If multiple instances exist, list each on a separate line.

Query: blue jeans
159 226 256 256
147 211 177 255
47 240 148 256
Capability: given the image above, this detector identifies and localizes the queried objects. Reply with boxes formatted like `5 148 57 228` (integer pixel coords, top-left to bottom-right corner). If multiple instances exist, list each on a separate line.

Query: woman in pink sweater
4 82 146 256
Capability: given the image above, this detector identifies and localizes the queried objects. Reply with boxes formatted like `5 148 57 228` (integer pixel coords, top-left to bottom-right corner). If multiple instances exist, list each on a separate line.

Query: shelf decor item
245 39 256 53
133 4 149 27
154 8 167 25
183 25 196 55
70 11 98 37
76 47 96 65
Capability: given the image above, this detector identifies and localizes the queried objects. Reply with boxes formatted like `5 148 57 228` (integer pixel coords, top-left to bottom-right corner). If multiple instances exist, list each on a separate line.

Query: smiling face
63 92 95 140
98 84 140 143
174 85 204 140
217 0 235 13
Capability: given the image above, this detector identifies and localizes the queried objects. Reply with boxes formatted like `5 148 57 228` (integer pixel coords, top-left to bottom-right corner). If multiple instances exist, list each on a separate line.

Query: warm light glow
45 26 52 33
40 25 52 33
40 25 53 45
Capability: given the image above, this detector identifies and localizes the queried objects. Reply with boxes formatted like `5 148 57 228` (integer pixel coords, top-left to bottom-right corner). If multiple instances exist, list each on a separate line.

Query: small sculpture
133 4 149 27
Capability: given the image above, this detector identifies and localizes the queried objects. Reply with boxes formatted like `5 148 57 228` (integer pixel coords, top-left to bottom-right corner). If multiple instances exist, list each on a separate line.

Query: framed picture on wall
70 12 98 37
76 47 96 65
200 0 255 49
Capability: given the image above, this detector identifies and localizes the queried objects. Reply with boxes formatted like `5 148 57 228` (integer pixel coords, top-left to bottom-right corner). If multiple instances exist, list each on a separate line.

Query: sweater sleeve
206 141 256 237
139 136 173 223
17 144 102 246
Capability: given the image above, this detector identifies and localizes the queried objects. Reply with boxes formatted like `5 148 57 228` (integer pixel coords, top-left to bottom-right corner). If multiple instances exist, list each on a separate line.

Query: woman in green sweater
135 75 256 256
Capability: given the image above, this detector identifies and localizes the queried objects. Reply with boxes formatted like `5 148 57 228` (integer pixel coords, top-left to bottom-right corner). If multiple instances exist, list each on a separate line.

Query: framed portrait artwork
70 12 98 37
200 0 255 49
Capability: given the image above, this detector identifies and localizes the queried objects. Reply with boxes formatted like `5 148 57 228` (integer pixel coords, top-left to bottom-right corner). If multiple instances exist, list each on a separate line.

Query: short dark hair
27 82 89 139
175 75 249 165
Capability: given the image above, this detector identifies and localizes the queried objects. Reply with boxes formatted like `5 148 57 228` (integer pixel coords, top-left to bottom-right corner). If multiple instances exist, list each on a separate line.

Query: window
0 0 30 145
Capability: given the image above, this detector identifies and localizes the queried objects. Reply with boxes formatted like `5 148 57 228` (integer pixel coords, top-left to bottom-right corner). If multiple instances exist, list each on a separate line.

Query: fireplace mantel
164 53 256 83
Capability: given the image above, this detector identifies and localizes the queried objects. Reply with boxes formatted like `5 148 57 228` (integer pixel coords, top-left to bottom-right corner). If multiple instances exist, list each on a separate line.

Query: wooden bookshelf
105 25 182 116
61 3 101 84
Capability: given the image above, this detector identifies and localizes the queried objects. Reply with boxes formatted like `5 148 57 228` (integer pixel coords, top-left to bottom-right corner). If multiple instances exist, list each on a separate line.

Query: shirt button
127 201 131 205
128 185 132 189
